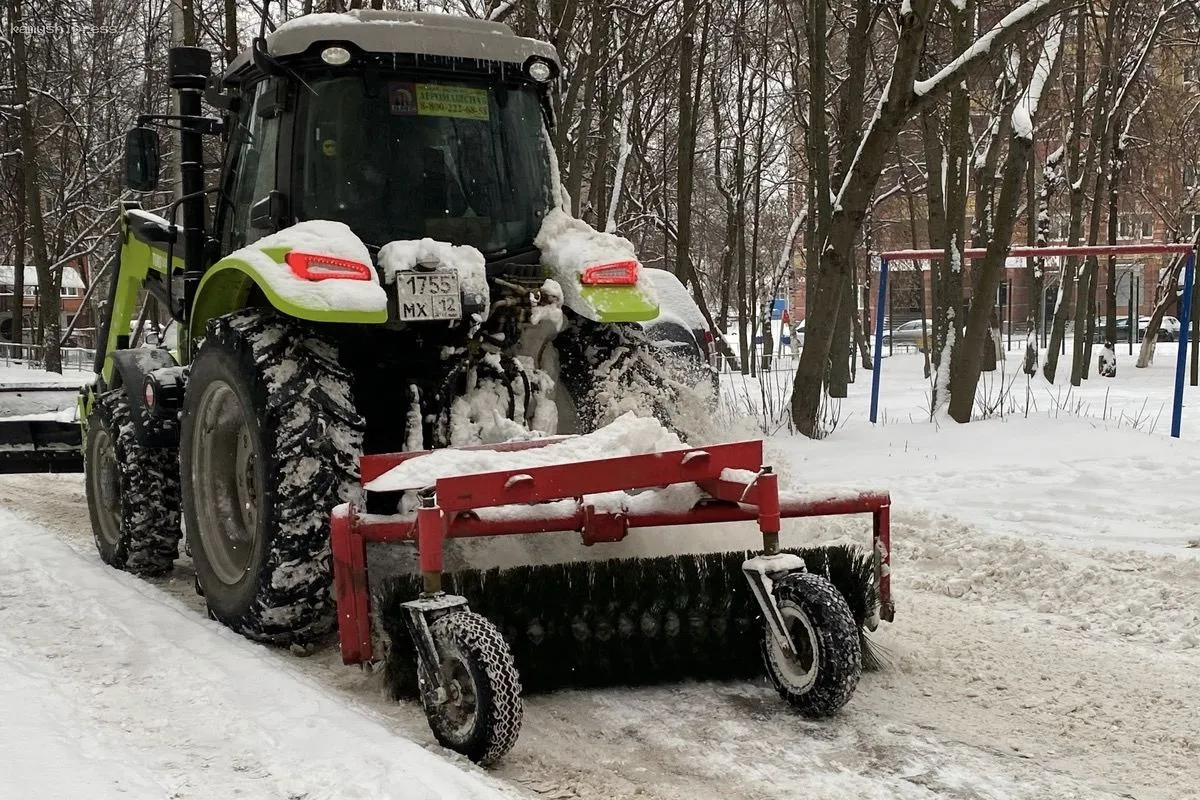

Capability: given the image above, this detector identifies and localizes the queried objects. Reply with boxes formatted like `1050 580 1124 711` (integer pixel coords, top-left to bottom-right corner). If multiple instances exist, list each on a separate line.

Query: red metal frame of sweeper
330 437 893 665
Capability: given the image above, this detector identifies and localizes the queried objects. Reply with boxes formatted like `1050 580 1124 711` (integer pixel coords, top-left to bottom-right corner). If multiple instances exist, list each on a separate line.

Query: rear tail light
580 260 639 285
285 251 373 281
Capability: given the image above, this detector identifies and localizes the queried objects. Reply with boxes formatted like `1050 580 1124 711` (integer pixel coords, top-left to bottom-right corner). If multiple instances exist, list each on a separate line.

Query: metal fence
0 342 95 372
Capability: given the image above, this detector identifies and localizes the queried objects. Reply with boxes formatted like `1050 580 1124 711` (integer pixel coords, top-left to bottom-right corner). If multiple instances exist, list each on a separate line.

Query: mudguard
570 284 659 323
106 348 179 447
534 208 659 323
189 221 388 341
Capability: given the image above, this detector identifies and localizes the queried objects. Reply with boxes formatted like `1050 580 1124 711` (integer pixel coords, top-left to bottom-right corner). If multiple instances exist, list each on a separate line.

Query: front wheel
762 572 862 717
84 390 181 576
422 611 523 765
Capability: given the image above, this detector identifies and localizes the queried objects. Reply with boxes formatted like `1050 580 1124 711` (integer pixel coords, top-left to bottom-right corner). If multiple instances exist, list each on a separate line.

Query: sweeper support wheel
762 571 861 716
411 604 522 765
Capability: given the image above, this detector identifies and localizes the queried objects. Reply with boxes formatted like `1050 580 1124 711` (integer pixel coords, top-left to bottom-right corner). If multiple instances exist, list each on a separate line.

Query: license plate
395 269 462 321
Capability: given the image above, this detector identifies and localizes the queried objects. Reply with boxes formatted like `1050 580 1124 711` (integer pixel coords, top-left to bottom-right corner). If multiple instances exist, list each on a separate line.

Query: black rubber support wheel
762 572 862 717
179 309 363 645
422 611 523 766
83 389 181 576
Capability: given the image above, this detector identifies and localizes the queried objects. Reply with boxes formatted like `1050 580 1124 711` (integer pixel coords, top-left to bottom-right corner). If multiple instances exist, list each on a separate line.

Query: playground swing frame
869 243 1198 438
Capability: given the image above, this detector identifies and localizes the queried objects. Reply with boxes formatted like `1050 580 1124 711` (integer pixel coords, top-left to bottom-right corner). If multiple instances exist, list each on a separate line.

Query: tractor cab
213 11 561 260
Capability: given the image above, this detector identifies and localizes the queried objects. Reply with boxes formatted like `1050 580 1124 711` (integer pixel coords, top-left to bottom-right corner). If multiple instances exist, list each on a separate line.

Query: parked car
1091 316 1180 343
637 268 720 398
880 319 932 352
1157 316 1181 341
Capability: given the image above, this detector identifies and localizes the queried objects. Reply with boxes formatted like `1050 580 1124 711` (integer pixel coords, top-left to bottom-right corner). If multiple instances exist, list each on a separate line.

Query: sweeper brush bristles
377 544 881 698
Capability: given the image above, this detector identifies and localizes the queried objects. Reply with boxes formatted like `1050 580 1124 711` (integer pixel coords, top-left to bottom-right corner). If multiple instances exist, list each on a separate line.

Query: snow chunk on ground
529 278 565 330
367 411 683 493
534 208 657 314
378 238 490 321
232 220 388 313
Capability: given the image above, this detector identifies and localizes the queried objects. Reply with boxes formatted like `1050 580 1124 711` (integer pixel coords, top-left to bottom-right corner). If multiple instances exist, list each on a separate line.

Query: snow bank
378 238 490 321
232 221 388 313
534 208 657 313
366 411 684 493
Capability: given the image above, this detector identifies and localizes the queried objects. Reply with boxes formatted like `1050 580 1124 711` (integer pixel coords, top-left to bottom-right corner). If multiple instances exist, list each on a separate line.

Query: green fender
574 284 659 323
189 246 388 342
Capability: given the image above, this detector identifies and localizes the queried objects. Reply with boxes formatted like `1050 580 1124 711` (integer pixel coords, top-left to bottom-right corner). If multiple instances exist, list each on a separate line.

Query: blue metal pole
1170 250 1195 438
870 258 889 424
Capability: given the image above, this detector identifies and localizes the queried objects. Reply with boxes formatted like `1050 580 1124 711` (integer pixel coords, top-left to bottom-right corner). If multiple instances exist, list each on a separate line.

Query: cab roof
225 10 559 81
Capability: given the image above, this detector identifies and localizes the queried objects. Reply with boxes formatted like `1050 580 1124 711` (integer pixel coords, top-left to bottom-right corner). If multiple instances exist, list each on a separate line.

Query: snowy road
3 406 1198 799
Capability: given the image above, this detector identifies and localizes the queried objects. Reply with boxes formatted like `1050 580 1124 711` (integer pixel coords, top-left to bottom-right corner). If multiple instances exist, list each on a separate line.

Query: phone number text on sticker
388 82 490 121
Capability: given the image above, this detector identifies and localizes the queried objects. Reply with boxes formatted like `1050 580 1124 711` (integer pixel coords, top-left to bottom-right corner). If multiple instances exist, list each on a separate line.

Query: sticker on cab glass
388 82 489 121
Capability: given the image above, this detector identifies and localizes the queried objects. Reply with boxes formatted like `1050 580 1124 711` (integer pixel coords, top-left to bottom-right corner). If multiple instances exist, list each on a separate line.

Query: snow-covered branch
1012 14 1065 140
913 0 1067 99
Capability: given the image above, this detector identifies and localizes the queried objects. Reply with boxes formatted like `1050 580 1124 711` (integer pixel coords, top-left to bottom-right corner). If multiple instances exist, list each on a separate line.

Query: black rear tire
555 318 701 435
83 390 181 576
180 310 363 645
761 572 861 717
423 611 523 765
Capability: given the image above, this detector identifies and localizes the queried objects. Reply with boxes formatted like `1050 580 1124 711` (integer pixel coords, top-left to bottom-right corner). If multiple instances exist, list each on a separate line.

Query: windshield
298 75 554 254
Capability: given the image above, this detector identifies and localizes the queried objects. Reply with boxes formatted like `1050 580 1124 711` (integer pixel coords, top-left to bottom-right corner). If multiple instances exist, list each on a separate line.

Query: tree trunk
14 0 59 372
949 132 1033 422
1136 246 1191 367
1069 0 1121 386
565 3 608 215
674 0 697 282
1044 9 1092 383
224 0 238 61
9 0 28 346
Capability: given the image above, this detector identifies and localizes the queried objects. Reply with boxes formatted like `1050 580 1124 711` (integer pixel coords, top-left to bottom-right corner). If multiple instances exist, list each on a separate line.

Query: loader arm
97 207 184 387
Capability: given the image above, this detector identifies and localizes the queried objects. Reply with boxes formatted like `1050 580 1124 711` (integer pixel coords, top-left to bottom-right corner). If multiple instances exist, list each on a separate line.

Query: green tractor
85 10 694 645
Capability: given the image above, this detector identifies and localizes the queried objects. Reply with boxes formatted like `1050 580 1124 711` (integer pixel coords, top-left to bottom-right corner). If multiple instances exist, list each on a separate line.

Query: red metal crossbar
881 243 1196 261
330 440 893 665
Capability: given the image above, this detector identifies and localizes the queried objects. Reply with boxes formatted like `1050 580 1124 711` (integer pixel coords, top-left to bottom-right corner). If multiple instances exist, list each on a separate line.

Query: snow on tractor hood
534 209 658 323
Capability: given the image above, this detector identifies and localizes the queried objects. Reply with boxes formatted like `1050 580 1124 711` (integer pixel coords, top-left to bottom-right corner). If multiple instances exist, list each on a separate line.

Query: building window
1142 216 1155 239
1182 213 1200 237
60 286 80 298
1118 214 1135 240
1185 164 1198 188
1186 64 1199 84
1053 217 1071 241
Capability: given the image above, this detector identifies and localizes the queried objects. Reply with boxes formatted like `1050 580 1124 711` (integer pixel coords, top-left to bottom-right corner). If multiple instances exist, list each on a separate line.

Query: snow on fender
534 208 658 321
193 220 389 332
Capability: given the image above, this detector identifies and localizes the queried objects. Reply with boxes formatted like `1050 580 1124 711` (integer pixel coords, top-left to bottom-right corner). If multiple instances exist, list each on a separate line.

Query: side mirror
124 127 160 192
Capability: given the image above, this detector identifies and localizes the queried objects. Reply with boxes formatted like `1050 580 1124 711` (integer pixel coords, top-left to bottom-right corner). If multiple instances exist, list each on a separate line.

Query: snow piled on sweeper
362 412 873 577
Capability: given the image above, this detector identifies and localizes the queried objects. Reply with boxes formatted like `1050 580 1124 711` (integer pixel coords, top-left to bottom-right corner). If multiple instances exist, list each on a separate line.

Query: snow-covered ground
2 347 1200 799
